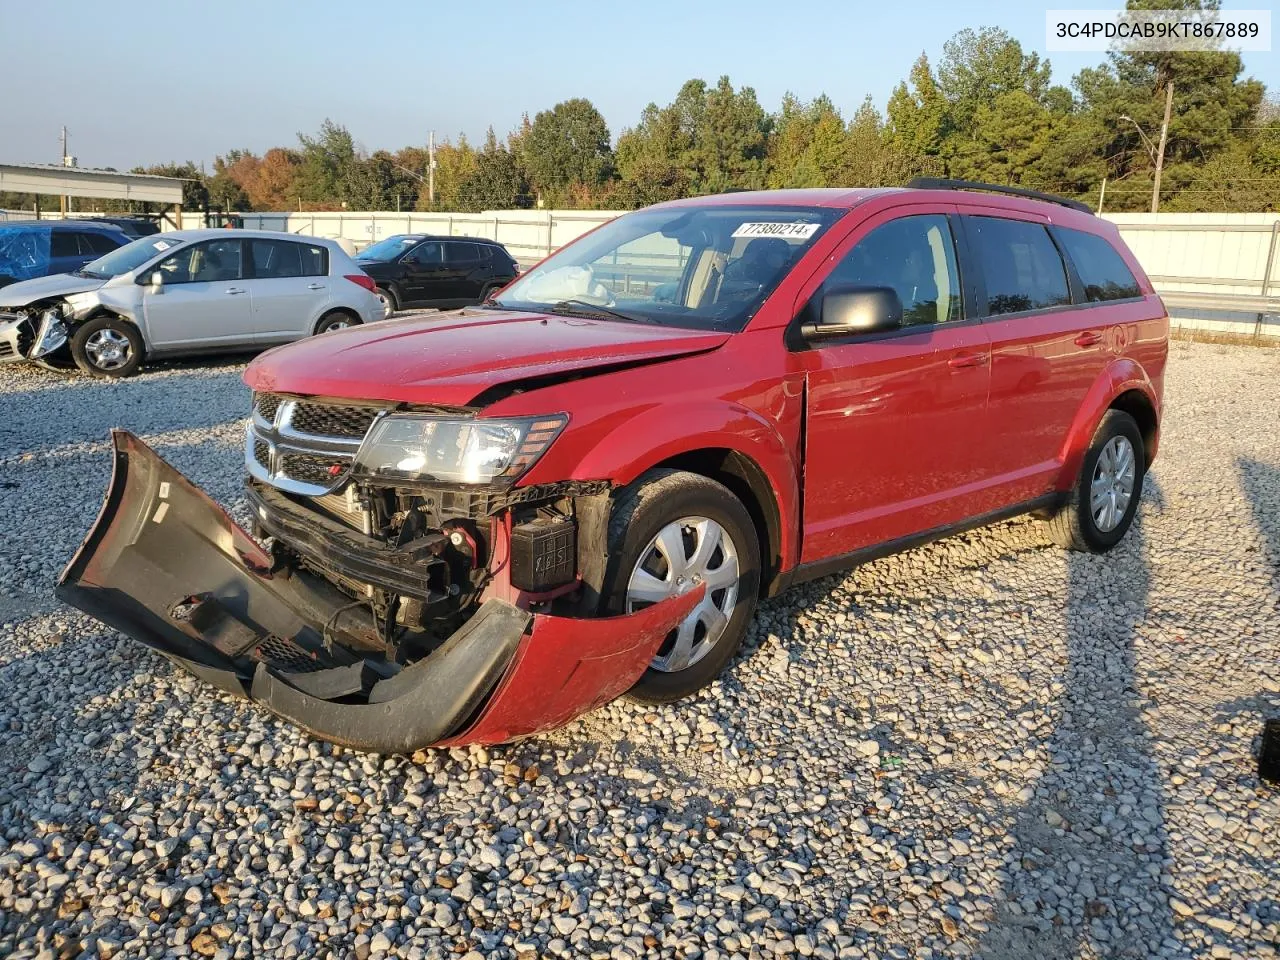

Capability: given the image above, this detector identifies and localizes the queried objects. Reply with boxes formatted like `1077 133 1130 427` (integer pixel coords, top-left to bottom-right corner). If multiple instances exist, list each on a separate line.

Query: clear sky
2 0 1275 170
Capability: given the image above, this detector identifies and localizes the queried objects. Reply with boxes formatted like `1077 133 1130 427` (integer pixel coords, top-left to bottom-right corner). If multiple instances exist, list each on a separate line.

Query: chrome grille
289 402 381 439
254 392 281 423
247 395 388 496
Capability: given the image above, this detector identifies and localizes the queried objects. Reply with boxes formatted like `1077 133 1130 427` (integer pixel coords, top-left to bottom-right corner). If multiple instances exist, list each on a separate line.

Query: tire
1045 409 1145 552
602 469 760 704
479 281 505 302
315 310 361 335
374 286 399 319
70 316 144 378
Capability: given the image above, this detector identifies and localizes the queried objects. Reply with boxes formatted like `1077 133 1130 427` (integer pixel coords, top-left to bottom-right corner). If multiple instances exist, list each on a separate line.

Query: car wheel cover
323 318 350 331
1090 435 1136 533
84 329 132 371
626 516 739 672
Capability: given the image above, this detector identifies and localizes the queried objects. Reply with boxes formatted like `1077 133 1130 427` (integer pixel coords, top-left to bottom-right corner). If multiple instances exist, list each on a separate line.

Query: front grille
279 452 343 486
253 438 271 469
0 342 13 359
290 402 381 439
254 392 281 423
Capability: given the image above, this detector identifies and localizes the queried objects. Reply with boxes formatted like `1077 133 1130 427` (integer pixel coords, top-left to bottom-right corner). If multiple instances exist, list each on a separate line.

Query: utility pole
1098 177 1107 215
428 130 436 206
1151 82 1174 214
59 126 69 215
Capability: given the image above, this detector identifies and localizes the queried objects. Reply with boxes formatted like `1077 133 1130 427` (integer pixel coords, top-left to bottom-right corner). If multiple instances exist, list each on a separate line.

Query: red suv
60 180 1168 753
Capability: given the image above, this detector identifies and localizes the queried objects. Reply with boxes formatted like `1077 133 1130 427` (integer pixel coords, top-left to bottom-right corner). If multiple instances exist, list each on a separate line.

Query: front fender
563 400 801 571
1055 359 1159 490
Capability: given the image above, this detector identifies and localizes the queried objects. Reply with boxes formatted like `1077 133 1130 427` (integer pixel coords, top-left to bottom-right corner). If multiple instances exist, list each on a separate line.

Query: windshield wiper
74 269 103 279
550 299 657 324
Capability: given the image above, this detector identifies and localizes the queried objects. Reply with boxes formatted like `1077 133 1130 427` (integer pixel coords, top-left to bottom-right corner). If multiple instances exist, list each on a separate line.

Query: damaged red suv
59 181 1168 753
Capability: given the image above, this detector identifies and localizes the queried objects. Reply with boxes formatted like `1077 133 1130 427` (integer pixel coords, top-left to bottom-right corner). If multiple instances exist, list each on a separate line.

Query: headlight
353 415 567 485
30 308 68 359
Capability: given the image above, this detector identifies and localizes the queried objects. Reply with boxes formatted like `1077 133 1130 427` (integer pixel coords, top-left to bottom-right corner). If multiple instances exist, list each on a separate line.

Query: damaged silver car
0 231 380 377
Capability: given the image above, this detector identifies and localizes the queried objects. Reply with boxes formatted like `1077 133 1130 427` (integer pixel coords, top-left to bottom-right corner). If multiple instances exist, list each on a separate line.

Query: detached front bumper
57 432 698 753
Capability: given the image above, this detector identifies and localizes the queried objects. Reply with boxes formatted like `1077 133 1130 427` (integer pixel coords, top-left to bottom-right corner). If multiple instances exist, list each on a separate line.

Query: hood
243 309 730 406
0 273 105 307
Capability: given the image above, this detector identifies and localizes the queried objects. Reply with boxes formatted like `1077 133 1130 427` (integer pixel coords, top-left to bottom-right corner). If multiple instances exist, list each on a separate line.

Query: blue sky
2 0 1275 170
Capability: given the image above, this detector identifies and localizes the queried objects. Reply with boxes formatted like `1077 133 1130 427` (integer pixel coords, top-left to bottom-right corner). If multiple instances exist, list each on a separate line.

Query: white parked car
0 229 382 377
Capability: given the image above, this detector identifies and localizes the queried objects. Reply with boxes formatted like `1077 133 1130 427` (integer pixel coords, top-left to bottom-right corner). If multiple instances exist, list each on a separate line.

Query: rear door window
1057 228 1142 302
249 239 327 279
83 232 122 254
50 231 79 258
445 242 481 266
968 216 1070 316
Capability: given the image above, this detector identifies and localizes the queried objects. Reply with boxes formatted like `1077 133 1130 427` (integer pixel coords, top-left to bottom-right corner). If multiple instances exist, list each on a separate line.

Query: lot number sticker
731 222 821 240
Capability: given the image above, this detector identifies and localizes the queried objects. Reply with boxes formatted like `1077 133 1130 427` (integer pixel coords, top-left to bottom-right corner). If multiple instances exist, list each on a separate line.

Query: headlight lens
353 414 567 485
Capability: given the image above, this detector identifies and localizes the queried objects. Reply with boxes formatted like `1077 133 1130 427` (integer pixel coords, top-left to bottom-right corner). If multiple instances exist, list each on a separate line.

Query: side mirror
802 285 902 342
148 271 164 294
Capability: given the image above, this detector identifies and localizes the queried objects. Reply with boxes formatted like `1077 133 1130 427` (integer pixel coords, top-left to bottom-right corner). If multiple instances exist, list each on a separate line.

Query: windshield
492 205 844 331
356 236 421 261
79 235 183 280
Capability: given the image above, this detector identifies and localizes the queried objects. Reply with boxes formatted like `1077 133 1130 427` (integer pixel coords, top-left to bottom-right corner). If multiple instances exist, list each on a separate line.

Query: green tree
767 94 848 188
523 98 613 205
457 128 529 211
938 27 1052 136
295 119 358 207
885 54 948 166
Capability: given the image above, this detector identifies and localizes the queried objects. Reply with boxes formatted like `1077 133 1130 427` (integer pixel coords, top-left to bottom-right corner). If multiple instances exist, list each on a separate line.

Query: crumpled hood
243 309 729 406
0 273 104 307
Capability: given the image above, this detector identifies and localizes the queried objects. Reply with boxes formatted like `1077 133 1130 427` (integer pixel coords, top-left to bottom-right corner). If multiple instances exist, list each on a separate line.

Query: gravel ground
0 341 1277 960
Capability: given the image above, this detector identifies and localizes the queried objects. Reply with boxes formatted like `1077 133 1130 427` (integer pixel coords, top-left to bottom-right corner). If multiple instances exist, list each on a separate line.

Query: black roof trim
906 178 1093 215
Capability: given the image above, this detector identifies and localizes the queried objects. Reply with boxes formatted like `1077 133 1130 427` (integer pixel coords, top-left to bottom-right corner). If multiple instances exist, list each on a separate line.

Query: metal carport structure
0 163 187 226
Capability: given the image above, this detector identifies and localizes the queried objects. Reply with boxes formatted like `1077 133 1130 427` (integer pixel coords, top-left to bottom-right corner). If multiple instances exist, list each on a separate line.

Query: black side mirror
802 284 902 342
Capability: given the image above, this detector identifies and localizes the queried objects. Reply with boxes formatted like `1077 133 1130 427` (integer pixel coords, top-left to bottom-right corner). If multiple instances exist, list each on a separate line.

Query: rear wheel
603 469 760 704
479 281 505 302
1045 409 1145 552
374 286 399 319
71 316 144 378
315 310 361 334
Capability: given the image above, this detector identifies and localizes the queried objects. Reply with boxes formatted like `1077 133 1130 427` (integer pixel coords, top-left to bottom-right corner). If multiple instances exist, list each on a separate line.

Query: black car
69 216 161 239
354 235 520 318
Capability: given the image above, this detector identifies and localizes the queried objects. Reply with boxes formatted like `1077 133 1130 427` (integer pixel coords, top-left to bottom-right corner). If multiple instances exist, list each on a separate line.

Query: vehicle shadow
975 478 1177 959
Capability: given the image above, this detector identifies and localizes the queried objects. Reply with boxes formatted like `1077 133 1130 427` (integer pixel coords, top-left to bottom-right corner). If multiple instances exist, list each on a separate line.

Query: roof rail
905 178 1094 215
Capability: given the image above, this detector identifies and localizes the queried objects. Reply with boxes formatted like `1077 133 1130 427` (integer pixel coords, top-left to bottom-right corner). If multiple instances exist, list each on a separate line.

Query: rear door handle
307 283 325 290
948 352 989 369
1075 331 1102 347
225 287 246 295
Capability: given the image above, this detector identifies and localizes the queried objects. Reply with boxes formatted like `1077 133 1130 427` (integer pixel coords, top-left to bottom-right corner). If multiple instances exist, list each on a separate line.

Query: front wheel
1045 409 1145 552
603 469 760 704
70 316 144 378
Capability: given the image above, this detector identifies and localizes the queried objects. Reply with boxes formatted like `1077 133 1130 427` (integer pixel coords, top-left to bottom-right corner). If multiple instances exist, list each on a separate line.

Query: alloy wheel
1090 435 1136 533
84 329 132 371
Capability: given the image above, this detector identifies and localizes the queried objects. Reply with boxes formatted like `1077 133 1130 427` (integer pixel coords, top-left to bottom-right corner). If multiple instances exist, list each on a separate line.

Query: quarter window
1057 227 1142 302
154 239 244 284
827 214 962 326
969 217 1070 316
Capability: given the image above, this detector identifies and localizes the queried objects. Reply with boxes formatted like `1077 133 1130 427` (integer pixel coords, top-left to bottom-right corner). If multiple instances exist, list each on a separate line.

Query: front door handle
225 287 246 295
307 283 325 290
948 351 989 369
1074 331 1103 347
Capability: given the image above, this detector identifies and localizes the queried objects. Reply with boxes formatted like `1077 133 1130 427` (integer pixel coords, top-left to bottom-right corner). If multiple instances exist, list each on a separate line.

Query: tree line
7 18 1279 215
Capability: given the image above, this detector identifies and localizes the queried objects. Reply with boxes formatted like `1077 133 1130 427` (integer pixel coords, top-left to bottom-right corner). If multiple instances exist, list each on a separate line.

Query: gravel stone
0 343 1277 959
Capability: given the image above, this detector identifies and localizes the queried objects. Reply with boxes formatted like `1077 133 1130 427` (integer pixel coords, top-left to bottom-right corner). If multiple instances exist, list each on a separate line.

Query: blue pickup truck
0 220 131 288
